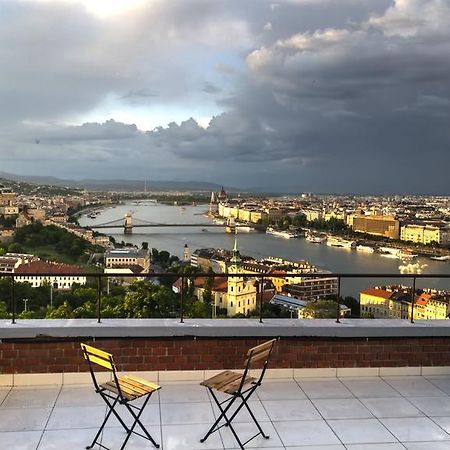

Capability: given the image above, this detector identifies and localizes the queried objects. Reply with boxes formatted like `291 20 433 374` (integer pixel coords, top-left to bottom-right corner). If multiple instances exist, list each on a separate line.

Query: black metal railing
1 271 449 325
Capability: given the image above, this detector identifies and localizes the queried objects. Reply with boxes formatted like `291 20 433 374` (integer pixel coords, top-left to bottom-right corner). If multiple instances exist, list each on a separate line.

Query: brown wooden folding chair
80 343 161 450
200 338 277 449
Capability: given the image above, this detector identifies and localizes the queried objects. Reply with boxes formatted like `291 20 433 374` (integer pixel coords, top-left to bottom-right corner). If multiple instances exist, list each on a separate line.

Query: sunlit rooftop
2 375 450 449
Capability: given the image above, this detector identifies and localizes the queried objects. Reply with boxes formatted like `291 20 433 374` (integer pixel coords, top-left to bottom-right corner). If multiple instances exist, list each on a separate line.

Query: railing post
11 277 16 325
259 275 264 323
410 276 416 324
180 275 185 323
97 275 102 323
336 276 341 323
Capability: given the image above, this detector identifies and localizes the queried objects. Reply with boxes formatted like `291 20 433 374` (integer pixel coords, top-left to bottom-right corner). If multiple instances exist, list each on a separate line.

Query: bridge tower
124 212 133 234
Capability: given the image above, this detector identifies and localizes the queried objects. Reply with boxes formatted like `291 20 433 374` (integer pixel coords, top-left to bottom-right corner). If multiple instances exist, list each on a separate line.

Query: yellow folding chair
200 338 277 449
81 343 161 450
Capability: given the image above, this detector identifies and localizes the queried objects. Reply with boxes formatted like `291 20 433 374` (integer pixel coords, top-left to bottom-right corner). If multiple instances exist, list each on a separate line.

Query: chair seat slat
247 339 276 357
201 370 242 390
119 378 156 396
122 375 160 392
219 375 255 394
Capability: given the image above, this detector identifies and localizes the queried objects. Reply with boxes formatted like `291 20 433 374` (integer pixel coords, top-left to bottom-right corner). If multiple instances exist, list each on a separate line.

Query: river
79 202 450 298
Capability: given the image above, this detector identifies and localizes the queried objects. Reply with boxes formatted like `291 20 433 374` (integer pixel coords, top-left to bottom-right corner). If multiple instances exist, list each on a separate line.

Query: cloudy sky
1 0 449 194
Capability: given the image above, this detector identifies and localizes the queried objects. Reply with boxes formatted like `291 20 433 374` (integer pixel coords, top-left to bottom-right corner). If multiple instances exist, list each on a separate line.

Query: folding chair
80 343 161 450
200 338 277 449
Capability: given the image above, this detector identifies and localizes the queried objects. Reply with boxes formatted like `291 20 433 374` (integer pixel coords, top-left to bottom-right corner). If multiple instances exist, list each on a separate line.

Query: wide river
79 202 450 298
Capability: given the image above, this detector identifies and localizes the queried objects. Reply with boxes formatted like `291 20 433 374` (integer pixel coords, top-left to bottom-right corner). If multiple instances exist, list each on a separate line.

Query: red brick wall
1 336 450 374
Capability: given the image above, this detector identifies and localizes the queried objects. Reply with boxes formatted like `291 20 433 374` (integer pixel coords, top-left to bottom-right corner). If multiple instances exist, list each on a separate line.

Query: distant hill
0 171 239 193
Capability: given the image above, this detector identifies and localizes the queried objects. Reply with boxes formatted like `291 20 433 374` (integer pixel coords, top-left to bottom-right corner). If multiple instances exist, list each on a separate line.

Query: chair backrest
81 343 117 391
241 338 277 388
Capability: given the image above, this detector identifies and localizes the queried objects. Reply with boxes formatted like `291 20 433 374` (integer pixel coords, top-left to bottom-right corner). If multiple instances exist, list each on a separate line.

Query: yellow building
413 293 449 320
226 238 258 316
323 211 346 222
352 215 400 239
303 210 322 222
400 224 450 245
360 287 395 318
360 287 449 320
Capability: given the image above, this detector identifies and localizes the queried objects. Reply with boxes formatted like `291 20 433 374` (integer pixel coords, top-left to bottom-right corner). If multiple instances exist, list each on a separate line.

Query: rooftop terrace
3 374 450 449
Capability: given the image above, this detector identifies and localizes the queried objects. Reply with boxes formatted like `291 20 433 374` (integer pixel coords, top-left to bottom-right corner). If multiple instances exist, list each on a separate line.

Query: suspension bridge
88 212 225 234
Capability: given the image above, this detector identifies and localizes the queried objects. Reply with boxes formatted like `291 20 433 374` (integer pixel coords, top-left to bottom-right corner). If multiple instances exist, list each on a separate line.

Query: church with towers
180 234 258 317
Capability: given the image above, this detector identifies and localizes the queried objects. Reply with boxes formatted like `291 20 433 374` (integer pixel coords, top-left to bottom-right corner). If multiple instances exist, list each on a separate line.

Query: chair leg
241 395 269 439
200 388 238 443
120 394 160 450
201 386 269 449
87 395 121 449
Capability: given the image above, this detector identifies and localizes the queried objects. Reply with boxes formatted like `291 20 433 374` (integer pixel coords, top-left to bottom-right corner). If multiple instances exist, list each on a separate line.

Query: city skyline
1 0 450 194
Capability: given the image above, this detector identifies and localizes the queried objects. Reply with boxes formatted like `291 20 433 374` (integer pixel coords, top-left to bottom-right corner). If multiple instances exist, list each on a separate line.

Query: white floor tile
312 398 373 419
341 378 401 398
262 399 321 421
383 377 447 397
346 444 406 450
0 388 11 405
381 417 450 442
161 401 215 425
430 416 450 434
2 386 60 408
404 442 450 449
0 430 42 450
361 397 424 418
160 383 210 403
0 407 51 432
220 421 282 448
425 376 450 395
256 381 306 401
46 405 106 430
298 378 353 399
327 418 397 444
55 386 104 407
162 423 224 450
274 420 341 447
38 428 101 449
282 446 345 450
409 396 450 416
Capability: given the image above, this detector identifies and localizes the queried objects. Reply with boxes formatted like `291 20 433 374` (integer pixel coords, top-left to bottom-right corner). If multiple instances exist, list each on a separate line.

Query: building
400 224 450 246
0 253 37 273
226 238 258 316
360 286 450 320
0 257 22 274
105 248 151 273
15 261 86 289
0 188 17 207
282 273 338 302
351 215 400 239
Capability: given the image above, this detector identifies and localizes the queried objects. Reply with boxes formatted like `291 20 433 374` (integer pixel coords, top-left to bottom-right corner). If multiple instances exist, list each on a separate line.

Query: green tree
0 301 10 319
46 301 74 319
302 300 337 319
121 281 177 318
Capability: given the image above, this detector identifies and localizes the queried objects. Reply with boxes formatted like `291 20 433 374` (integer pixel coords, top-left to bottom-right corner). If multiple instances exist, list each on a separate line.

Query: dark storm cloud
1 0 450 193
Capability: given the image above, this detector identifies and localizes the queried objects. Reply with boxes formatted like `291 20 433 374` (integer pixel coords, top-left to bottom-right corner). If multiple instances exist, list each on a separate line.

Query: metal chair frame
81 343 160 450
200 339 277 449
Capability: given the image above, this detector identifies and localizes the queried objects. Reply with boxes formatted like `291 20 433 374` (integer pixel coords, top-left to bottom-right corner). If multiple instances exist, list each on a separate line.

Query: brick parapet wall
1 336 450 374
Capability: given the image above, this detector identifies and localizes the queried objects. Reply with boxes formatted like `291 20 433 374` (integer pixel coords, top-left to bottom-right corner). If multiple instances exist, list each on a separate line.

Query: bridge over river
88 212 224 234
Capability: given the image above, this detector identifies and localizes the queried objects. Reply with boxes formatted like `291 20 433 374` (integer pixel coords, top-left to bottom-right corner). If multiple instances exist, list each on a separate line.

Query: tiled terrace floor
3 376 450 449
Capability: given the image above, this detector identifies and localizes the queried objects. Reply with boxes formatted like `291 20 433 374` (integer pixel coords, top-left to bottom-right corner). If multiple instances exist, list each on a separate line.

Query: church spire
230 230 241 267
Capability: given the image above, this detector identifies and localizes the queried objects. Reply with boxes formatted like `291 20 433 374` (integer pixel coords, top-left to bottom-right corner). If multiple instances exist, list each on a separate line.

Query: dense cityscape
1 178 449 321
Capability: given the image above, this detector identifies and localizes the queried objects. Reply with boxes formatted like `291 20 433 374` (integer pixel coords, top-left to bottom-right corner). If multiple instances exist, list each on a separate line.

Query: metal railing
1 271 449 325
